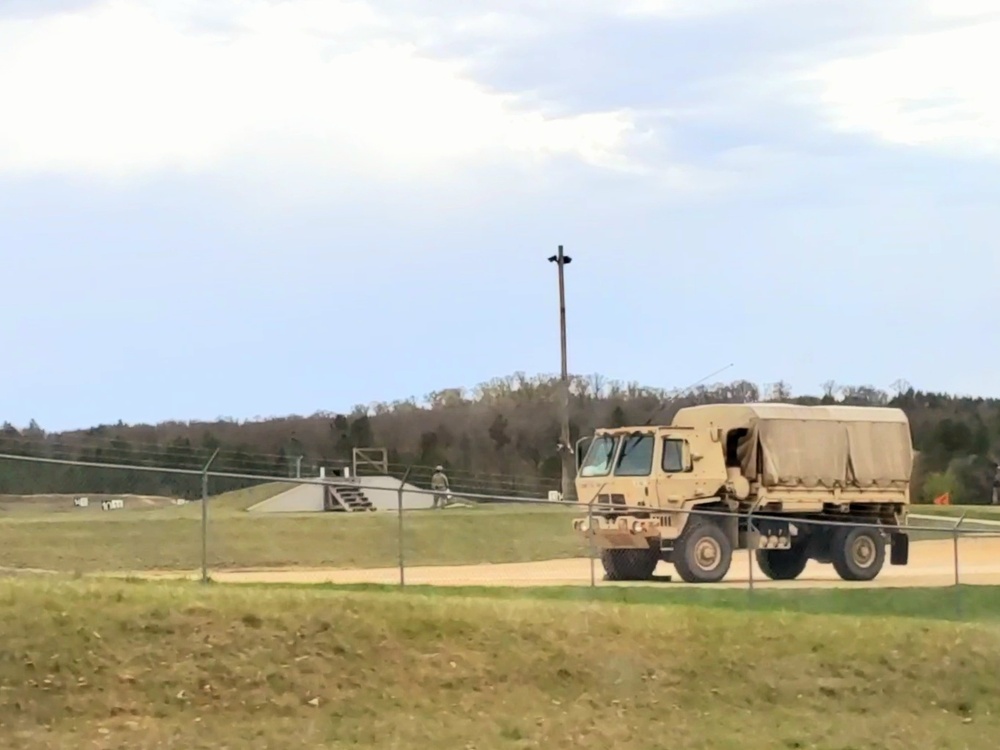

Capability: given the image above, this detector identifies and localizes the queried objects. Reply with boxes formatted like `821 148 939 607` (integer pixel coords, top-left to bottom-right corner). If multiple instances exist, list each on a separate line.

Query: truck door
654 435 693 507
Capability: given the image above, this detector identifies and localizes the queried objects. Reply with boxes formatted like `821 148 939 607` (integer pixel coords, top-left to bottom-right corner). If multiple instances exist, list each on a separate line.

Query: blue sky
1 0 998 431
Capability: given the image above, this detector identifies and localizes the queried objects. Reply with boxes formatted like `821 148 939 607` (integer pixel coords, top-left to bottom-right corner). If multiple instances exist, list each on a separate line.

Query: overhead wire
0 443 554 499
0 434 560 491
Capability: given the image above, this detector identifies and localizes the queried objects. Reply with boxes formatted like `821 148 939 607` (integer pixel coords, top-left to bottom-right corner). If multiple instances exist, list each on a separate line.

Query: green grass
0 491 179 514
0 482 294 518
204 481 299 511
0 503 582 573
281 581 994 622
1 578 999 749
2 494 994 576
911 505 1000 522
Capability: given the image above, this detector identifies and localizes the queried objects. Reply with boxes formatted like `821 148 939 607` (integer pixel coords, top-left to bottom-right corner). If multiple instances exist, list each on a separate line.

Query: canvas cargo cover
735 416 913 489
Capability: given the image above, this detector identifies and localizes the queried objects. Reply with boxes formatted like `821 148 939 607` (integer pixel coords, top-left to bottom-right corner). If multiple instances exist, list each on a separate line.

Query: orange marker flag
933 492 951 506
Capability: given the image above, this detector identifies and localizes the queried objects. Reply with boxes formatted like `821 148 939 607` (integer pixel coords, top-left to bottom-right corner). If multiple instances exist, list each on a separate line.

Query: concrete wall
249 483 324 513
248 475 431 513
353 475 433 511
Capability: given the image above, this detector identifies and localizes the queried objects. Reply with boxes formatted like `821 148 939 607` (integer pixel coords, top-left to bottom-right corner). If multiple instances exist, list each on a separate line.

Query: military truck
572 403 913 583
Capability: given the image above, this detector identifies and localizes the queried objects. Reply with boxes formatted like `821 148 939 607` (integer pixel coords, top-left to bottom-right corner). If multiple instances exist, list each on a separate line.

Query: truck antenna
642 363 735 425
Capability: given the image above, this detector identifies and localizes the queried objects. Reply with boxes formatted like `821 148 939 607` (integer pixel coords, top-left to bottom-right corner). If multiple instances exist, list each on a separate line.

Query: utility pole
548 246 575 502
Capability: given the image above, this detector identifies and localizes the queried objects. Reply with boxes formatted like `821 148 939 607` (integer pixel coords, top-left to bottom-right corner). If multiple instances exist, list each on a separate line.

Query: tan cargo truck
572 403 913 583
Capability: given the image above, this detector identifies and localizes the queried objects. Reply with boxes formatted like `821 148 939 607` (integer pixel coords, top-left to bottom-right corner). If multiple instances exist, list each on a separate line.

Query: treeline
0 373 998 503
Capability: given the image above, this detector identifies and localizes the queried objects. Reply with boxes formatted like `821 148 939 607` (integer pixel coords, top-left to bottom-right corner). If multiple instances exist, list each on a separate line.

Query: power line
0 439 556 496
0 434 561 487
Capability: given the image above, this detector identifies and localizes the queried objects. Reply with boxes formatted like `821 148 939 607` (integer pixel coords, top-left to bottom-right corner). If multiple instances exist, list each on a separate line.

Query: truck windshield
615 433 654 476
579 435 618 477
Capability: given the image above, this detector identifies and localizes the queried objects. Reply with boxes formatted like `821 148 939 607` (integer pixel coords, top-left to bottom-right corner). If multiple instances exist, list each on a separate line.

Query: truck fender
681 499 738 550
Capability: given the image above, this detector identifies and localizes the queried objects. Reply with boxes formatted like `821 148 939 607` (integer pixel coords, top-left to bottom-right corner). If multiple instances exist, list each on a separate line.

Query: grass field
1 490 997 576
0 494 583 573
0 482 298 516
0 492 180 513
912 505 1000 522
1 578 999 749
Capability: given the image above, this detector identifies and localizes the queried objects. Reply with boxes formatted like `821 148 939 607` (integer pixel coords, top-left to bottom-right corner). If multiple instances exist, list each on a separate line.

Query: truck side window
726 428 748 467
662 438 689 473
614 434 654 476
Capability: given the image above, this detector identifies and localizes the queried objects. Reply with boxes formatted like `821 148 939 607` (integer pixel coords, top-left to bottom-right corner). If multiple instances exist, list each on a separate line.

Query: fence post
585 483 606 589
397 466 413 587
588 499 596 588
953 511 968 618
200 448 220 584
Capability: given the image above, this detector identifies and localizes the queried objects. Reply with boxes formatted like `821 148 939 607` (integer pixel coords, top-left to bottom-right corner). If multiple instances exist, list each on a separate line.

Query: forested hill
1 374 998 504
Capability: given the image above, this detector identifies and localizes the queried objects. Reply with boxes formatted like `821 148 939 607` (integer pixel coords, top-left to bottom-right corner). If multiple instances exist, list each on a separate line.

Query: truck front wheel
756 545 809 581
831 525 886 581
601 547 659 581
672 517 733 583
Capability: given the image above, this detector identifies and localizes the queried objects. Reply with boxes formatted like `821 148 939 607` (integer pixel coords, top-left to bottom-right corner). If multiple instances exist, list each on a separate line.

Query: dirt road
134 536 1000 589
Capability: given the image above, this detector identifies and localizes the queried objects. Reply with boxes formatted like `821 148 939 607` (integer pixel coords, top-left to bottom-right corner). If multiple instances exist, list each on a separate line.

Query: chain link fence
2 453 999 614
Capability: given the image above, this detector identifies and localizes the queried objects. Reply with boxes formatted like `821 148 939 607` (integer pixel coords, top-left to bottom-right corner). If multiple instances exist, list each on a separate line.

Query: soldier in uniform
431 465 451 509
992 461 999 506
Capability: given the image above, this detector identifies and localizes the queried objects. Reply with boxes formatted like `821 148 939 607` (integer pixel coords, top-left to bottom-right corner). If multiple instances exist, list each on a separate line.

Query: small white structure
547 490 563 503
173 498 187 506
73 497 90 508
101 499 124 511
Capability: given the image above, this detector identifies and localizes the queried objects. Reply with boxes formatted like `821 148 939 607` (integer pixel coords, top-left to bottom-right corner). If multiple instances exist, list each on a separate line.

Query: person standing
431 465 450 509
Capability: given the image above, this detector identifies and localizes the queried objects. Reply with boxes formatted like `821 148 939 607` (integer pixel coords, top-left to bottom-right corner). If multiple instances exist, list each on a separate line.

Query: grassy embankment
1 578 998 749
302 581 999 622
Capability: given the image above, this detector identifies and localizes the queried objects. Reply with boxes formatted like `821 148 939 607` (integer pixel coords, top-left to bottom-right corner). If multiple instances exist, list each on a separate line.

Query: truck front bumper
573 514 678 549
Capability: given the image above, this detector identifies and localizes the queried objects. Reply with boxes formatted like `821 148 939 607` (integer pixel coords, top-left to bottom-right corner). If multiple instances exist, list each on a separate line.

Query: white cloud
801 4 1000 157
611 0 815 19
404 0 801 32
0 0 641 182
922 0 1000 19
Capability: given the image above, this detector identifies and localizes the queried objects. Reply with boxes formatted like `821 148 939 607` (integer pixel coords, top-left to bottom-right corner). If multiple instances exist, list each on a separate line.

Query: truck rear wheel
756 545 808 581
601 548 659 581
672 517 732 583
831 525 885 581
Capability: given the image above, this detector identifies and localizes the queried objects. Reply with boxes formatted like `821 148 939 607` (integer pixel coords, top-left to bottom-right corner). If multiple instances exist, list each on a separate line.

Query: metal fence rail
1 451 998 617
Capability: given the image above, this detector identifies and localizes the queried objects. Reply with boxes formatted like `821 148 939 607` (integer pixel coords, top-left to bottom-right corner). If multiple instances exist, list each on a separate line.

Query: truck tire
831 525 885 581
756 546 808 581
601 548 659 581
672 517 732 583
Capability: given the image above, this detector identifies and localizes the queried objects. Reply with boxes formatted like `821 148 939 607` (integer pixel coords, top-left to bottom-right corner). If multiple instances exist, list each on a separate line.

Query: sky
1 0 998 432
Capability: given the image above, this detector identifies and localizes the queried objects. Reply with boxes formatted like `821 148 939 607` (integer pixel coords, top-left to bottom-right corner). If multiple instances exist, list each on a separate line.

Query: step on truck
572 403 913 583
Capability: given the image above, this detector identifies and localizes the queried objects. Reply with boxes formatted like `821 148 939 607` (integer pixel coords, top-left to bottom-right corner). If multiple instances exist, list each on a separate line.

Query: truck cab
576 426 728 513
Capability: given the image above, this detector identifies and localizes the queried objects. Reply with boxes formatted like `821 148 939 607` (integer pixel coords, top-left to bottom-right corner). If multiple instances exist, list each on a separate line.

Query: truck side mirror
682 443 695 471
575 436 592 470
